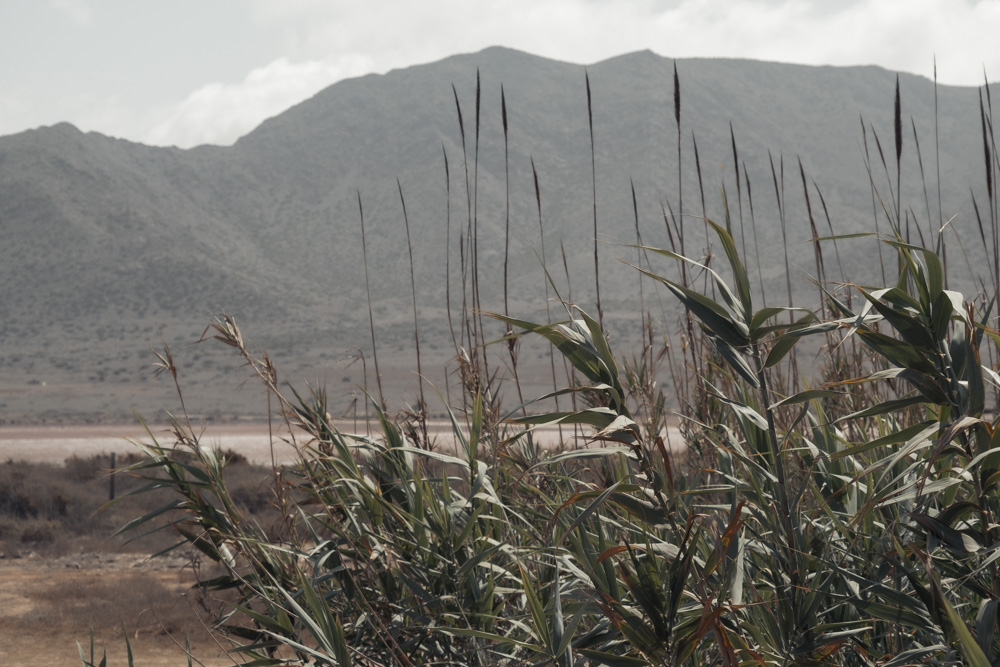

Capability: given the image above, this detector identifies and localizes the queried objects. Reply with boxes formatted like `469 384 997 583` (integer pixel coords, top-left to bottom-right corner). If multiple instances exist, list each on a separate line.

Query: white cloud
50 0 92 27
143 54 375 148
651 0 1000 83
28 0 996 146
238 0 1000 85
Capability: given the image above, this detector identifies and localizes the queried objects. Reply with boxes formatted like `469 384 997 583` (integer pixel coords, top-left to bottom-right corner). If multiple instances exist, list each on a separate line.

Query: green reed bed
101 65 1000 666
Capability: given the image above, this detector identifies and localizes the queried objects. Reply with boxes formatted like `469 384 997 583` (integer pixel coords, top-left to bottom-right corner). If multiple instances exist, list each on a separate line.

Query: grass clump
102 64 1000 666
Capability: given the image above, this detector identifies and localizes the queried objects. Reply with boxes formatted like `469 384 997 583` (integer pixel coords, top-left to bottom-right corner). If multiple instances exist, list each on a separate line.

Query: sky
2 0 998 149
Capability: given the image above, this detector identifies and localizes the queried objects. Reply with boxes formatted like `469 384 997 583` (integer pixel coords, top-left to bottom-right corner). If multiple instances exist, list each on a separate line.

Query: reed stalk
451 84 474 355
357 190 385 409
532 157 564 445
501 86 527 415
895 75 903 230
730 123 747 259
472 69 487 376
798 157 825 316
397 178 428 446
861 117 888 284
585 70 603 329
745 164 766 303
443 143 459 355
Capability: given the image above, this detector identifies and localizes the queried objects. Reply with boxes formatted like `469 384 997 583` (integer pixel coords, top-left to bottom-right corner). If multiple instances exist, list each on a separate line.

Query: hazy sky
2 0 998 148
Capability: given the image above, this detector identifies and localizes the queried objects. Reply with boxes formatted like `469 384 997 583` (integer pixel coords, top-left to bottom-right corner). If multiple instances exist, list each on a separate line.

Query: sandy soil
0 422 303 465
0 419 682 466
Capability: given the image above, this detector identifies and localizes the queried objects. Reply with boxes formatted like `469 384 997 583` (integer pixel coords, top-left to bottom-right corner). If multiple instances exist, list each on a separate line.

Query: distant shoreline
0 419 684 465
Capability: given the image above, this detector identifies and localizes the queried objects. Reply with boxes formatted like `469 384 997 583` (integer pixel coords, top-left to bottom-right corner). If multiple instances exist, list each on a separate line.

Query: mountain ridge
0 47 995 421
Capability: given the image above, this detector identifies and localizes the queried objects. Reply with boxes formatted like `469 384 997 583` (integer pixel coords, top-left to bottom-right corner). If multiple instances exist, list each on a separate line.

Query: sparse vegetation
0 452 276 557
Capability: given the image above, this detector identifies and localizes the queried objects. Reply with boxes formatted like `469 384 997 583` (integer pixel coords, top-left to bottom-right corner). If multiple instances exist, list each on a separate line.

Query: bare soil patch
0 550 232 667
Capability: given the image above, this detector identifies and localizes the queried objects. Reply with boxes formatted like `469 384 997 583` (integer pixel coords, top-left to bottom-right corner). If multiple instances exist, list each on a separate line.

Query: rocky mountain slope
0 47 993 421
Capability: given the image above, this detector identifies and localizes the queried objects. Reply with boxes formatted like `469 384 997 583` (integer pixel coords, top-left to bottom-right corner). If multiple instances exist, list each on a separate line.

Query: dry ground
0 550 233 667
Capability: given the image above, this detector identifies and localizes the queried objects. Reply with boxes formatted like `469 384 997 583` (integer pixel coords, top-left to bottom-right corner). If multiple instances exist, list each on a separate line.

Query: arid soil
0 550 232 667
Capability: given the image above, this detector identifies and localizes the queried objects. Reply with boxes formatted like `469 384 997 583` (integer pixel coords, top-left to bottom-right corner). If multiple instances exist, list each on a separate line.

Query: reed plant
99 64 1000 666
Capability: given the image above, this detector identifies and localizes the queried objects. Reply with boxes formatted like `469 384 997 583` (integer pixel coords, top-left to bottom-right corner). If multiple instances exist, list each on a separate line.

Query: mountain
0 47 994 423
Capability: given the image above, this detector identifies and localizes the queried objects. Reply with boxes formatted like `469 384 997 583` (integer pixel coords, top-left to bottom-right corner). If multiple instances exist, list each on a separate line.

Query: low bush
0 453 277 556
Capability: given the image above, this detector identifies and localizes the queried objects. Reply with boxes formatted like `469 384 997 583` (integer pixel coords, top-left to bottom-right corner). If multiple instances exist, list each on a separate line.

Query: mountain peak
20 121 84 140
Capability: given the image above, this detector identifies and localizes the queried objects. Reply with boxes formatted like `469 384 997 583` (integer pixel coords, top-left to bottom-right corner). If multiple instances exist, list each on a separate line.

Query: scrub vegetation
92 64 1000 666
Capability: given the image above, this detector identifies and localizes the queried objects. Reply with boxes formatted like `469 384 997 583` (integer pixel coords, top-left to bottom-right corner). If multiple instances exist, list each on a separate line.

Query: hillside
0 46 994 422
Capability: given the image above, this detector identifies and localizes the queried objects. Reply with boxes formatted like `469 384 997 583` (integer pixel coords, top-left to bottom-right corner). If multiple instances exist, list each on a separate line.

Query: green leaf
930 289 956 342
749 306 796 332
912 512 982 553
610 492 671 526
437 627 543 652
397 446 470 471
110 499 185 538
512 407 619 430
520 563 551 650
853 598 935 631
897 368 950 405
707 218 753 321
855 327 936 373
489 314 614 389
578 307 622 389
577 649 649 666
861 291 936 349
455 541 504 581
880 646 950 667
554 480 624 545
837 395 927 421
556 591 588 658
919 246 945 299
594 414 641 444
939 588 992 667
532 446 635 467
706 332 759 387
634 245 743 317
976 599 998 658
810 231 878 241
764 332 800 368
966 337 986 418
871 285 923 312
772 389 843 408
830 420 937 461
469 388 483 466
709 390 767 431
637 268 750 347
